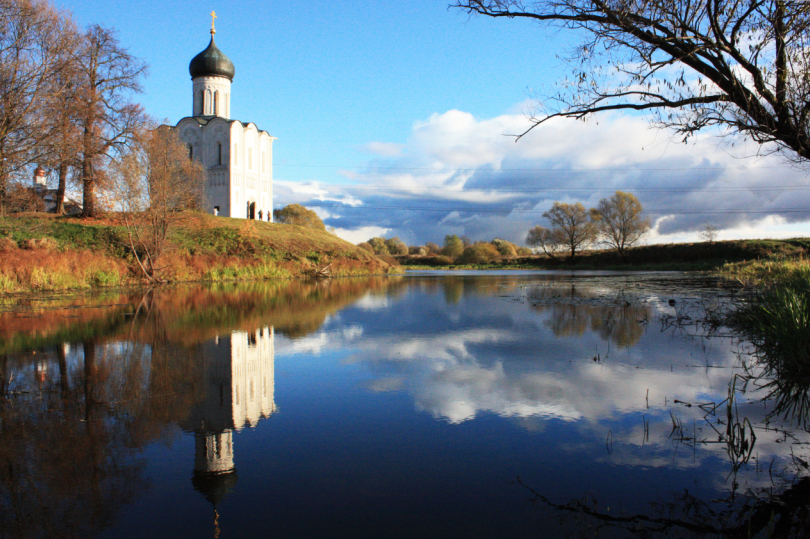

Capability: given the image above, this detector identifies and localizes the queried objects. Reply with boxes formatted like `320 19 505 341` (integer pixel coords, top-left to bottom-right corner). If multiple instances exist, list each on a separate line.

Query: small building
28 166 82 215
175 19 275 221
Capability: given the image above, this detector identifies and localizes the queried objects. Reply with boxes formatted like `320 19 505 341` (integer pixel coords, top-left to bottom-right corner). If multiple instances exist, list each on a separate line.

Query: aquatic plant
729 277 810 424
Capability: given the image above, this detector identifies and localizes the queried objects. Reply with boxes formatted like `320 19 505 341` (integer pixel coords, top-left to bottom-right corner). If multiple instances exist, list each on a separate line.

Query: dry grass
0 211 397 295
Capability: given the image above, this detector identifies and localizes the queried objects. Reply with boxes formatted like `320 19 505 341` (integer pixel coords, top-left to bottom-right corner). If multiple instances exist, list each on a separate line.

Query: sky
55 0 810 246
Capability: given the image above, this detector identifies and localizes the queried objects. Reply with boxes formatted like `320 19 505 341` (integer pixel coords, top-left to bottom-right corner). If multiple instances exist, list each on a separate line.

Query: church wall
192 75 231 118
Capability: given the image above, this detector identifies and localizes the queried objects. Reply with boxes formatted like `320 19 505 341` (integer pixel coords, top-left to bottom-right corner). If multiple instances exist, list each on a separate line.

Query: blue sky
57 0 810 245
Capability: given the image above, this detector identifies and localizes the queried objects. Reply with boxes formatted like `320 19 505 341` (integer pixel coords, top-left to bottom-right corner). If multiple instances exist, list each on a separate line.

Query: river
0 271 807 538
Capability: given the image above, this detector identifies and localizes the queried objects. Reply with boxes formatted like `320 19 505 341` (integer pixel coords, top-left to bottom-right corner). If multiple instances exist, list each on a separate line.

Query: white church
175 14 275 221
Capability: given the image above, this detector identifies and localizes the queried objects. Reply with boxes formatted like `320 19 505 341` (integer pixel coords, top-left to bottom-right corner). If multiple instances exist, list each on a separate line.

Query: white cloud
288 107 810 245
361 141 404 157
332 225 390 244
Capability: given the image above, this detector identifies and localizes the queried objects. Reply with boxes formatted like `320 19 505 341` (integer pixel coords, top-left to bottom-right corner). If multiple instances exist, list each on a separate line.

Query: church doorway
247 200 256 220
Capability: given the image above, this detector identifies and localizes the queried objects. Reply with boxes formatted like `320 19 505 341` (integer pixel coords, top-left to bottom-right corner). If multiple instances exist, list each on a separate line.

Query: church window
198 90 204 115
213 91 218 115
188 144 193 160
217 143 222 165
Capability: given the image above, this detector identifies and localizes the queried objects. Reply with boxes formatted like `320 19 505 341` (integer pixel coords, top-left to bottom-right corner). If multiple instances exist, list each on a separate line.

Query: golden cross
210 10 217 35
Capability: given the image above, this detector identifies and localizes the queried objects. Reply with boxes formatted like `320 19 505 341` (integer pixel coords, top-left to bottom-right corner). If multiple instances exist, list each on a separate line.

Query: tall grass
728 276 810 424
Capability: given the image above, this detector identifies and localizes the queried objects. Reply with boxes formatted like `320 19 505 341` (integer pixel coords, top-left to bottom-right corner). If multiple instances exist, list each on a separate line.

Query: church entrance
247 200 256 220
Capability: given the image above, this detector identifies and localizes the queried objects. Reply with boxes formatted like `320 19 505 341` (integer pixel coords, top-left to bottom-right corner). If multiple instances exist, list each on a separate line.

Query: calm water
1 272 808 538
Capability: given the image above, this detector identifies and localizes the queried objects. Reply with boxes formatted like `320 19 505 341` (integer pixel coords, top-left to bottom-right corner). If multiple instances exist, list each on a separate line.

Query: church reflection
184 327 276 507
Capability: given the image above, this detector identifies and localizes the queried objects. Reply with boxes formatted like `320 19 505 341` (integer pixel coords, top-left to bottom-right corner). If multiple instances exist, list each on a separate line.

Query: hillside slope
0 212 396 294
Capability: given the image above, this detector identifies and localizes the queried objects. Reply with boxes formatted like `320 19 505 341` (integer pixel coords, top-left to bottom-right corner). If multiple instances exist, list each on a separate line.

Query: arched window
217 143 222 166
188 144 193 160
198 90 204 115
213 90 218 115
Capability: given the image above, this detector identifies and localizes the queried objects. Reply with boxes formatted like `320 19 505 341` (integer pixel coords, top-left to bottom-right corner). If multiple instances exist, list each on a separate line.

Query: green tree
273 203 325 229
455 1 810 161
492 238 517 257
425 242 441 254
442 234 464 259
591 191 651 261
367 237 389 255
456 243 501 265
385 237 408 255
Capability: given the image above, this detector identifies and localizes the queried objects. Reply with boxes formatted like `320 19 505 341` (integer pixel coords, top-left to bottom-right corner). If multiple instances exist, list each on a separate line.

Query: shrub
358 242 374 253
492 238 518 257
0 237 17 251
419 255 454 266
456 243 501 265
22 237 58 250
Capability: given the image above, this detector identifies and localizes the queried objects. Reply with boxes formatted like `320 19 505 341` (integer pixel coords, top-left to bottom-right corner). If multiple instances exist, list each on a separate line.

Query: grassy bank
0 212 397 294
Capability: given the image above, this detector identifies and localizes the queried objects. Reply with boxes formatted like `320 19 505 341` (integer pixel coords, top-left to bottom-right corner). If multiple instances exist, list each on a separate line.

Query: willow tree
455 1 810 160
528 201 597 262
591 191 651 260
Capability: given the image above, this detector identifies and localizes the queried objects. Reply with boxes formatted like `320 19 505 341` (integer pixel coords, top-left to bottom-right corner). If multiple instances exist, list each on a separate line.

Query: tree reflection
0 277 397 537
518 475 810 538
528 283 649 347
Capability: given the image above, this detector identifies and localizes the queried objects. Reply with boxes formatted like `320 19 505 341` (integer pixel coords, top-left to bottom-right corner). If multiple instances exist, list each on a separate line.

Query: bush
0 237 17 251
419 255 454 266
357 242 374 253
22 237 58 250
455 243 501 265
273 204 326 229
409 245 427 255
385 237 408 255
492 238 518 257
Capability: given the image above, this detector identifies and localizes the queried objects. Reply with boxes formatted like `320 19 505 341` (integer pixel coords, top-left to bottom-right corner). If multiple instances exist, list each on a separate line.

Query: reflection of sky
276 273 810 495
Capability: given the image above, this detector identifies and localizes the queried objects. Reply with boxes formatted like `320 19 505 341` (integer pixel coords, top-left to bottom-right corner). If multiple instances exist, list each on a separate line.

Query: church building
175 14 275 221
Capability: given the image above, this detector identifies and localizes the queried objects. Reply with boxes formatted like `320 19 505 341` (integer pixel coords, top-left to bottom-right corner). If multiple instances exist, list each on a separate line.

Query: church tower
175 12 275 221
189 16 234 118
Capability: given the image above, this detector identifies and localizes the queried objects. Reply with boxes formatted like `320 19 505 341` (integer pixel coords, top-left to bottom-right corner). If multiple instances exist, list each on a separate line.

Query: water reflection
0 273 809 537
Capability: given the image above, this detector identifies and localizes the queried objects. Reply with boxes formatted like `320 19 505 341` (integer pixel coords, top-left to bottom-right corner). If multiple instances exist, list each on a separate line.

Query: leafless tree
455 1 810 161
699 221 719 243
40 34 83 214
591 191 651 260
111 125 205 282
0 0 74 214
73 24 146 217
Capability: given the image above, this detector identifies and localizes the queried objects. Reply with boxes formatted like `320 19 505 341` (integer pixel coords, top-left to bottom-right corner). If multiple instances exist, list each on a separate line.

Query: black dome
189 36 235 81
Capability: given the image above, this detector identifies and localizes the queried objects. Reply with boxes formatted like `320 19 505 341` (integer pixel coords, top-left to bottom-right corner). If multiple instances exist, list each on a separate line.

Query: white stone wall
192 75 231 118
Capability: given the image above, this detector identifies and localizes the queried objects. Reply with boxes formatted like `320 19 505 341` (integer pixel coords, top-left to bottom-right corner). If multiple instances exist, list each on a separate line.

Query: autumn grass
0 212 397 295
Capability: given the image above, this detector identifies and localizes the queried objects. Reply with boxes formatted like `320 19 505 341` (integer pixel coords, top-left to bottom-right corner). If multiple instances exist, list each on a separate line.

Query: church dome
189 36 235 81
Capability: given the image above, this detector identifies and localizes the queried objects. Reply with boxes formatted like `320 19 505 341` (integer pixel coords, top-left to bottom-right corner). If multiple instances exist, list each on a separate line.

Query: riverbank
399 238 810 284
0 212 397 294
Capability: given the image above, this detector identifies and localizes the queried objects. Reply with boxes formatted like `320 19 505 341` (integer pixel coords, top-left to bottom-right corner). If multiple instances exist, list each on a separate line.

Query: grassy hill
0 212 397 294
